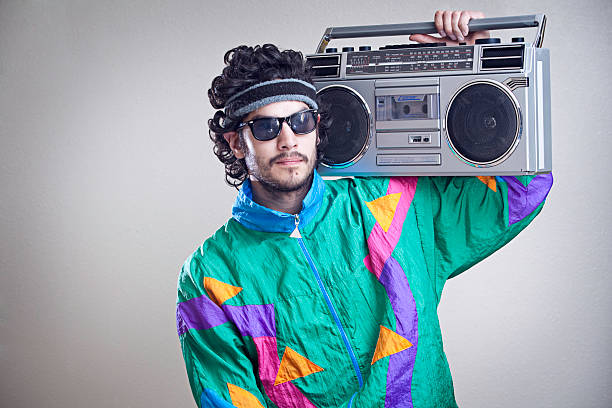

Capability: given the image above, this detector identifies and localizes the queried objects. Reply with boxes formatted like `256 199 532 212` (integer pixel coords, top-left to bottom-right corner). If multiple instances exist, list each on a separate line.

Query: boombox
307 14 551 176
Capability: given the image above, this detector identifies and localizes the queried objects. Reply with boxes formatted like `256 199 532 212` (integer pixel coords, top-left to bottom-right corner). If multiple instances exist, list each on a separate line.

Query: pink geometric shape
252 336 317 408
364 177 418 277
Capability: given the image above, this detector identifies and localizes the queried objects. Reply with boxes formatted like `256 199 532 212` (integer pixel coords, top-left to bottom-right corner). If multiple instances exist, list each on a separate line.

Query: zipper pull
290 214 302 239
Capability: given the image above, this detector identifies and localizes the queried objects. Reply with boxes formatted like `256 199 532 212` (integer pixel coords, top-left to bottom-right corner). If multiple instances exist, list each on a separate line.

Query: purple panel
222 304 276 338
176 308 188 336
176 295 229 336
379 256 418 408
379 257 418 339
501 173 553 225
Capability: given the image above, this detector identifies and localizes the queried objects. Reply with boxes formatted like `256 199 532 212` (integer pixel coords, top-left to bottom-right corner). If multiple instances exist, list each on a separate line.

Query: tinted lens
250 118 281 141
290 111 317 134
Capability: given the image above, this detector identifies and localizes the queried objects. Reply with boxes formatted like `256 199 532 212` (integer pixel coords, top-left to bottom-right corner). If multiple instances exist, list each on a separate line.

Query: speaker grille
480 45 524 70
317 85 371 168
306 55 341 78
446 81 521 166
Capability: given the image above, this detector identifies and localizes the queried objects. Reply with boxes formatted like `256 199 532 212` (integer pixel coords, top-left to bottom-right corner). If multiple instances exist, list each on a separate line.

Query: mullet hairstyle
208 44 330 189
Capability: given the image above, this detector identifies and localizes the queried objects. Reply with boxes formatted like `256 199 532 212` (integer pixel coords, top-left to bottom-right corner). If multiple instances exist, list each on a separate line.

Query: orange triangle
274 347 323 386
227 383 264 408
371 325 413 365
204 277 242 306
477 176 497 192
365 193 402 233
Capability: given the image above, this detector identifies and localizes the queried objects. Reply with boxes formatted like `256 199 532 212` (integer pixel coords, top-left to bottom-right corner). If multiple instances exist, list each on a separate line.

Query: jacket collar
231 171 325 233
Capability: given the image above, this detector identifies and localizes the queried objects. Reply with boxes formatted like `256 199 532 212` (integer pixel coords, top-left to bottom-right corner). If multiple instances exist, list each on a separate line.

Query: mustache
269 152 308 165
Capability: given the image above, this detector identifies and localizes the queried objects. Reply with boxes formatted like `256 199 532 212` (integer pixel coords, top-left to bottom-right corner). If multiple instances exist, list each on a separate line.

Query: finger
458 11 472 37
451 11 464 42
442 10 455 41
463 11 488 44
409 33 446 44
471 10 485 19
434 10 445 37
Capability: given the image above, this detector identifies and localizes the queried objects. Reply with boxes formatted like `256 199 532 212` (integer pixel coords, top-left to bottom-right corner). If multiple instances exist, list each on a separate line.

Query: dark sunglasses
238 109 318 141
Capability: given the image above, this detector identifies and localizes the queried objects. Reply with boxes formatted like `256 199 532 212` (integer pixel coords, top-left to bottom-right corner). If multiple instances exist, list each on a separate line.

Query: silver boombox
307 14 551 176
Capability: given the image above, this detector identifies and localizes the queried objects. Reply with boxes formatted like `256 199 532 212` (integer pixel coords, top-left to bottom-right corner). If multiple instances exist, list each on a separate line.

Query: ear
223 131 245 159
315 114 321 145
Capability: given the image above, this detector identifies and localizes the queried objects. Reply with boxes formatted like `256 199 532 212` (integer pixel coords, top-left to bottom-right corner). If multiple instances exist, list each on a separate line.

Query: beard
243 145 317 194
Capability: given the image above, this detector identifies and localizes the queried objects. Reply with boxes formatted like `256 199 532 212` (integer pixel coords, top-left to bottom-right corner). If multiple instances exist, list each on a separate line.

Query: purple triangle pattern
500 174 553 225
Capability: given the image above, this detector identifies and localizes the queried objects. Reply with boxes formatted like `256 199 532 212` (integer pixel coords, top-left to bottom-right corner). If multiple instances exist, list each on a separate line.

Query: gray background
1 0 610 407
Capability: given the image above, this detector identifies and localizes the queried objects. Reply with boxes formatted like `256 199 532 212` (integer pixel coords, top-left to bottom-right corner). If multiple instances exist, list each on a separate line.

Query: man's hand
409 10 490 45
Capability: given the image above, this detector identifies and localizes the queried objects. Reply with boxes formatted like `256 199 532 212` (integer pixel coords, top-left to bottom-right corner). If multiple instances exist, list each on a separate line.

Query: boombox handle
315 14 547 53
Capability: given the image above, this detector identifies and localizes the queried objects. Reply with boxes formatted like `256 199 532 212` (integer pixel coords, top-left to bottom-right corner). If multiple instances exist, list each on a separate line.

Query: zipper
290 214 302 238
348 392 357 408
293 214 364 389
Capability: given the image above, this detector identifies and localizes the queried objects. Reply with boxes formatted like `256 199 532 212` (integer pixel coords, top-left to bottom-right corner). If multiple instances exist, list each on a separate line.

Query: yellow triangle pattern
477 176 497 192
227 383 265 408
274 347 324 386
365 193 402 233
371 325 413 365
204 277 242 306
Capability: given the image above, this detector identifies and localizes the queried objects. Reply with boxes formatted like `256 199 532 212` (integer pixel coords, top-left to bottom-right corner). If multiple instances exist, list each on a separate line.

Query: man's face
233 100 318 192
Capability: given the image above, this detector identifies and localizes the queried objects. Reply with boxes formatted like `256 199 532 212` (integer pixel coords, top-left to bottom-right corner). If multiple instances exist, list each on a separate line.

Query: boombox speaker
307 14 551 176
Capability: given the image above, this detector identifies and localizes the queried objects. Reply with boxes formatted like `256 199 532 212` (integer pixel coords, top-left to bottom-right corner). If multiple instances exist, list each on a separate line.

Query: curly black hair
208 44 330 189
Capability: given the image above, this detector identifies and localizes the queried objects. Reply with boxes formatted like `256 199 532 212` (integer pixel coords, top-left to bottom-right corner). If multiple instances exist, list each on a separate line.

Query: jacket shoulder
323 176 390 203
177 219 240 303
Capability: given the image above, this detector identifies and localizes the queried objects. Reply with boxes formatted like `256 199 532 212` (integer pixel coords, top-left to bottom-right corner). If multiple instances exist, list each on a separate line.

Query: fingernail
440 30 446 37
457 34 464 41
449 34 456 40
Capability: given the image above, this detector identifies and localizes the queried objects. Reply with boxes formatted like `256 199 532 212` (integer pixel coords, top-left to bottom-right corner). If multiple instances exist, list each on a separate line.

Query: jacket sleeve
414 174 553 298
177 255 269 408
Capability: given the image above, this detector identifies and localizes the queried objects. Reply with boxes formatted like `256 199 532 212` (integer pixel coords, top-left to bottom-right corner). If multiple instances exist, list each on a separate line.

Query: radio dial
325 48 338 53
359 46 372 51
342 47 355 52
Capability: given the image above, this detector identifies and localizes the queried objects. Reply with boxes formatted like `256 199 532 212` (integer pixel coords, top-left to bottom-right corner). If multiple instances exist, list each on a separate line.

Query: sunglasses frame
238 109 319 141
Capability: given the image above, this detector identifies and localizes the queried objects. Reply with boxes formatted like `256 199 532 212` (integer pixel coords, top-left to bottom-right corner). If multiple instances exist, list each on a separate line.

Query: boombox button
475 38 501 44
377 132 440 149
377 154 441 166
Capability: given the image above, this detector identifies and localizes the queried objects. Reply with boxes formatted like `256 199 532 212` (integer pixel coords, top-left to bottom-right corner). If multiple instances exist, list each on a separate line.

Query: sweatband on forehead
224 79 318 119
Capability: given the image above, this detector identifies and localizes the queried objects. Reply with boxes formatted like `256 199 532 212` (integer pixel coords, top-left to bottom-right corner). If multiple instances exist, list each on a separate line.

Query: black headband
224 79 318 119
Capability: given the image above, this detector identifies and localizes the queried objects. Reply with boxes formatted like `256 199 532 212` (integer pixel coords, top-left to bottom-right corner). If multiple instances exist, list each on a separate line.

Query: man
176 10 553 408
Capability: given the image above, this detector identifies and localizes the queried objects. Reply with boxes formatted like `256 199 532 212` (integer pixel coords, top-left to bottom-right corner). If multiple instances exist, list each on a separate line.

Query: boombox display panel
309 42 551 176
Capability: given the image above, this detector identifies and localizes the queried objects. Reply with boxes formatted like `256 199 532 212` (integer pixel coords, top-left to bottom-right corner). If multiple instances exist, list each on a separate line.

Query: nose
276 121 298 150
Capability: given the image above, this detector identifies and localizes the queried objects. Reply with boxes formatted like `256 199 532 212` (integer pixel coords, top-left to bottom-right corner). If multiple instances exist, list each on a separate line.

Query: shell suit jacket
176 171 553 408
